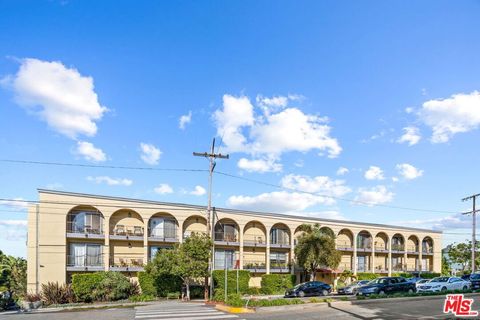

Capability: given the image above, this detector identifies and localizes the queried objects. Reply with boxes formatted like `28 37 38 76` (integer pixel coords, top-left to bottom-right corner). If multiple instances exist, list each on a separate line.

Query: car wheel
379 290 385 296
407 289 414 294
441 287 447 292
298 291 305 298
321 289 329 296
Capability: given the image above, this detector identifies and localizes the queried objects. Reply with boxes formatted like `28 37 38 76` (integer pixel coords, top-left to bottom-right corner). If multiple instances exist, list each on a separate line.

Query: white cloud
397 126 421 146
391 177 399 182
256 94 303 115
2 58 108 139
45 182 63 190
336 167 349 176
75 141 106 162
179 111 192 130
213 94 341 160
86 176 133 186
355 185 394 206
190 185 206 196
419 90 480 143
364 166 385 180
293 210 347 220
0 198 28 211
227 191 334 213
237 157 282 173
405 107 414 114
281 174 351 197
0 220 27 241
140 143 161 165
154 183 173 194
396 163 424 180
395 213 469 231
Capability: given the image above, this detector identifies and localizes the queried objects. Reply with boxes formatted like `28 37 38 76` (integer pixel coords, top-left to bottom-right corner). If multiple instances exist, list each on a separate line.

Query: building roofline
37 188 442 234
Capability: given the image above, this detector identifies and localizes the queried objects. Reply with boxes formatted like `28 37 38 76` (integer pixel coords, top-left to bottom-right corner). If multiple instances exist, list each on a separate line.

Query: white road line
136 311 224 318
136 309 214 315
136 315 239 320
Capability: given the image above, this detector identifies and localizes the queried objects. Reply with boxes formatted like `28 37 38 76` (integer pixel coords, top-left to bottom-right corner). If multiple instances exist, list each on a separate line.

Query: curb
215 304 255 314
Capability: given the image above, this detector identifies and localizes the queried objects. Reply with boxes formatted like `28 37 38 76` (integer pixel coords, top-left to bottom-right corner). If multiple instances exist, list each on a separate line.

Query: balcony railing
148 228 178 242
391 244 405 252
357 243 372 252
67 254 104 271
407 246 419 253
243 260 266 272
243 234 266 247
270 262 290 273
270 239 290 248
336 240 353 250
214 232 239 244
374 245 388 253
66 222 104 239
110 225 144 240
109 256 144 271
375 266 389 273
422 247 433 254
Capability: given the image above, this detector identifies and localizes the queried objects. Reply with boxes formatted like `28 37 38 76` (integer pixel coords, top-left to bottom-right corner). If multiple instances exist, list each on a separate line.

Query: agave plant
40 282 75 305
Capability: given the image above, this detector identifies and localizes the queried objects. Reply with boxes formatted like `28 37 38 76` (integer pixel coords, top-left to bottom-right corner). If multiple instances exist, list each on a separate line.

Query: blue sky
1 0 480 257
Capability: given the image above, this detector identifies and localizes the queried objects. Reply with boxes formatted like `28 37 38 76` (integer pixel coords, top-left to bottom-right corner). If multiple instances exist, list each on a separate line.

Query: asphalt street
2 294 480 320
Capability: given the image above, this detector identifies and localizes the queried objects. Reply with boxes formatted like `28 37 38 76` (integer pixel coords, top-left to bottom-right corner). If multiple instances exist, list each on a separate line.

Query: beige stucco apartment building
27 189 442 293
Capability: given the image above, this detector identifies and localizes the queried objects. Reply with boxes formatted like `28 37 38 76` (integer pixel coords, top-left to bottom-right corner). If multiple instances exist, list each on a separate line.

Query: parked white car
415 279 430 290
417 277 470 293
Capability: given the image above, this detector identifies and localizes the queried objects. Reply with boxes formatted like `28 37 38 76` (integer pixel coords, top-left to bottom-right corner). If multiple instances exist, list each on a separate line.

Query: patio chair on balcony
132 258 143 266
257 236 263 244
118 258 127 267
115 225 126 236
134 226 143 237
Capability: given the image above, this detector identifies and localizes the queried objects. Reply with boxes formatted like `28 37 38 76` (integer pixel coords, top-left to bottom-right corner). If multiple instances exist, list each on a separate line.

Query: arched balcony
422 237 434 254
407 235 420 253
66 206 104 239
182 215 207 239
243 221 267 247
357 230 373 252
148 212 179 243
214 218 240 245
270 223 291 248
337 229 354 251
374 232 389 252
391 234 405 253
109 209 144 241
319 226 335 238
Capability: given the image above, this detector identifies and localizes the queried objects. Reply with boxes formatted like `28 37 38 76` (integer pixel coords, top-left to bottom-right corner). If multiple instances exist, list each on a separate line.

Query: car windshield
368 278 388 285
431 277 449 283
471 274 480 280
294 283 305 289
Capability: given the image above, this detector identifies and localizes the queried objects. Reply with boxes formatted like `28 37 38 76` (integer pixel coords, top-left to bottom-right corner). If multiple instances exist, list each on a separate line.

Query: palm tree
0 255 27 296
294 223 341 281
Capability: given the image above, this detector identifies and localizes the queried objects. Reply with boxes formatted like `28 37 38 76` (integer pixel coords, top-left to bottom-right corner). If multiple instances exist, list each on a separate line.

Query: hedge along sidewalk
23 301 157 313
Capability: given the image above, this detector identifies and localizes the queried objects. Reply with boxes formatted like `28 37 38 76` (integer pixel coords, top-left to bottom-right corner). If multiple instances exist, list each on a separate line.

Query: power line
0 159 208 173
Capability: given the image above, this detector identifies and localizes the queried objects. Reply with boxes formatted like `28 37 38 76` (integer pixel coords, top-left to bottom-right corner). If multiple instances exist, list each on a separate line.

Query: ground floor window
270 252 287 268
357 255 370 272
214 249 235 270
68 243 103 266
149 245 173 261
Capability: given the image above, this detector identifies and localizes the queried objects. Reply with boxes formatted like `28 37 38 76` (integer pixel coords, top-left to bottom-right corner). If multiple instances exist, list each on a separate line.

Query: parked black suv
469 273 480 290
285 281 331 298
356 277 416 296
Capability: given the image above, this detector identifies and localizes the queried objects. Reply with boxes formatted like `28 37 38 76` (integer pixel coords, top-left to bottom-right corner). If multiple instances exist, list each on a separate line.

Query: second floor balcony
214 232 239 245
66 254 104 271
110 225 144 241
109 256 144 272
270 262 290 273
243 234 267 247
66 211 104 239
243 260 266 273
391 244 405 253
336 240 353 251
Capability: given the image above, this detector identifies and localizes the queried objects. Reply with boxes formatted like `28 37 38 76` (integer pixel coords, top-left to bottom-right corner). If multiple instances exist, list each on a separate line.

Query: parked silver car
337 280 370 295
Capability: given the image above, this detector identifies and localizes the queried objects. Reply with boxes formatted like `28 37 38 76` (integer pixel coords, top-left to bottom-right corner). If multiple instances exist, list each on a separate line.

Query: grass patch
243 298 304 307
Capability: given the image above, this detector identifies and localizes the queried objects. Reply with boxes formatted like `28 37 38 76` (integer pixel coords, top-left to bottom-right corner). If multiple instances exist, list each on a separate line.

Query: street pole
462 193 480 273
193 138 229 300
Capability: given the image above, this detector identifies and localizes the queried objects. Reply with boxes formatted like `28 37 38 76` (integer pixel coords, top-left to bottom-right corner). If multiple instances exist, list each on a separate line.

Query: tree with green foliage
0 254 27 297
447 241 480 272
442 254 451 275
294 223 341 281
145 232 212 300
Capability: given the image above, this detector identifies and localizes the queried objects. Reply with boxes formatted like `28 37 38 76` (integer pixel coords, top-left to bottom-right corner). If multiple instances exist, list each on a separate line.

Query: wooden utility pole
462 193 480 273
193 138 229 300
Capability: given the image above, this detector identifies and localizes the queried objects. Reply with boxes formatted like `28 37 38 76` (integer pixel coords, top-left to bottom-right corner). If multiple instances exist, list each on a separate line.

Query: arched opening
421 237 434 272
392 234 405 252
407 235 419 253
374 232 388 252
243 221 267 246
214 218 239 242
356 230 372 272
67 205 104 235
422 237 434 254
182 215 207 239
374 232 389 273
391 233 405 272
109 209 144 269
357 231 372 251
110 209 144 237
337 229 354 249
148 212 179 240
270 223 290 246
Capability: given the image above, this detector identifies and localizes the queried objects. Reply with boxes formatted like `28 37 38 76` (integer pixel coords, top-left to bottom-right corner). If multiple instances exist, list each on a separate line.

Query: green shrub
72 272 137 302
420 273 441 279
41 282 75 305
72 273 103 302
213 288 225 302
260 274 295 295
138 272 156 296
247 298 304 307
166 292 180 299
246 287 261 295
340 297 348 301
226 293 244 307
155 273 182 297
189 286 205 299
212 270 250 295
129 294 156 302
356 273 377 280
